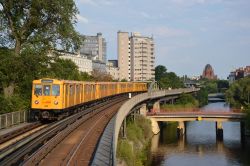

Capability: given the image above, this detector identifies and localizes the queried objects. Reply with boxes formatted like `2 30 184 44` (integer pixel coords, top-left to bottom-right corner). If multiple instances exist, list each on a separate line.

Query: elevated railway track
0 95 128 166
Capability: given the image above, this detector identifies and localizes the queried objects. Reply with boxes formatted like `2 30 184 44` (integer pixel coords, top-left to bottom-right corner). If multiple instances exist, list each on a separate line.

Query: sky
75 0 250 79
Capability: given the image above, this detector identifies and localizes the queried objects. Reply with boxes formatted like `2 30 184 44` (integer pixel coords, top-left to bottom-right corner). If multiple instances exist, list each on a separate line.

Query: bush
117 115 152 166
0 95 28 114
117 140 134 166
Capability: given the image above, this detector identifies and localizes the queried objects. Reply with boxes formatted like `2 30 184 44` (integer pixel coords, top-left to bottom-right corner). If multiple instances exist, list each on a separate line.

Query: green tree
204 81 218 93
79 72 93 81
196 87 208 106
176 93 198 106
155 65 167 81
50 58 81 80
0 0 81 97
217 80 229 92
0 0 80 55
225 77 250 108
155 65 184 89
0 0 83 113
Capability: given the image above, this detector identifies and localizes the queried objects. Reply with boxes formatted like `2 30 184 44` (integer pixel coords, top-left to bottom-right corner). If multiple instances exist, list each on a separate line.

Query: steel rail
0 122 41 145
23 95 127 166
0 95 126 166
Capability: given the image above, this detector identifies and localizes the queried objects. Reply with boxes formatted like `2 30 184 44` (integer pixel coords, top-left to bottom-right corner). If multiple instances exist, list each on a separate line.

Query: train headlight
54 101 58 105
35 100 39 104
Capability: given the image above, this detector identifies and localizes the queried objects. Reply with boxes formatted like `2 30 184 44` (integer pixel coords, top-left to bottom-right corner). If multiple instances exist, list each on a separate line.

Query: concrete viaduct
90 87 247 166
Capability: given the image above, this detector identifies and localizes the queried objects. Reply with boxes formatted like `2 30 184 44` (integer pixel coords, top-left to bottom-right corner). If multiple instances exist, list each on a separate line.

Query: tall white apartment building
80 33 107 63
118 31 131 81
118 31 155 81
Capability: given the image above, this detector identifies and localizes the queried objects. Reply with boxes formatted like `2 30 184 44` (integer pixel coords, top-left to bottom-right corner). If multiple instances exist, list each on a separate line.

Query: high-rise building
118 31 131 81
80 33 107 63
118 31 155 81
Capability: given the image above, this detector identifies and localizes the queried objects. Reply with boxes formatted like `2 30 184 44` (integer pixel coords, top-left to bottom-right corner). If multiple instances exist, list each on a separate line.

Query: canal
148 102 250 166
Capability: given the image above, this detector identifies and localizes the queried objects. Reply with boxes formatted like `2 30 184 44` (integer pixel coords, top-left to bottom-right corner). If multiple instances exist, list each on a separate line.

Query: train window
34 84 42 96
52 85 60 96
70 85 74 96
43 85 51 96
76 85 79 94
66 85 68 95
85 85 88 94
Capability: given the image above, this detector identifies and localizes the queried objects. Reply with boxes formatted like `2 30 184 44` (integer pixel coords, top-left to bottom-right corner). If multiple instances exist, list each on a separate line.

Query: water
149 102 250 166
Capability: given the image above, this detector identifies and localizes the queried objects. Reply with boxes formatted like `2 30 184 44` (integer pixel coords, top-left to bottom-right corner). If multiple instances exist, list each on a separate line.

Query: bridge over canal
91 87 200 165
147 109 246 140
91 87 247 166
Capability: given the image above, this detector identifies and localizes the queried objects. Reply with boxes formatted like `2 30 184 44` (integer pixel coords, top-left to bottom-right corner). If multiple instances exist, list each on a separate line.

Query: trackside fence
0 111 28 129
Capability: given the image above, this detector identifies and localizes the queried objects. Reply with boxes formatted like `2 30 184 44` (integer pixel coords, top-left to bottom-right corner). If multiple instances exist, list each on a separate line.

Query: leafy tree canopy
155 65 167 81
0 0 81 55
225 77 250 108
155 65 184 89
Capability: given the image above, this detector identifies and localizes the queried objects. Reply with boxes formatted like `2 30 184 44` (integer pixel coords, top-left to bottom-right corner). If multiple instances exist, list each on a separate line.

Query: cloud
225 19 250 29
142 26 191 38
78 0 113 6
170 0 223 6
140 12 153 19
139 12 167 20
76 14 89 23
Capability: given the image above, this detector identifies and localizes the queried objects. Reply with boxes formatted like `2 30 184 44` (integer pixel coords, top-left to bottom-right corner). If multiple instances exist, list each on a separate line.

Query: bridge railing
0 111 28 129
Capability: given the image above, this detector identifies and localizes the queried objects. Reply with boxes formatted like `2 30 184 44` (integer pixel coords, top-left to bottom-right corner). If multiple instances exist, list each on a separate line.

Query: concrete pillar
178 133 186 151
132 111 135 122
151 133 160 152
122 117 127 138
153 101 160 112
171 98 174 104
164 100 167 105
216 121 223 141
240 121 245 142
139 104 148 116
177 121 186 137
150 118 160 135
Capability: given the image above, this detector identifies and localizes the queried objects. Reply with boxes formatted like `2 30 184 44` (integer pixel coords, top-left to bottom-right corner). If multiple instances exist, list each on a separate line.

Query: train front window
34 84 42 96
52 85 60 96
43 85 51 96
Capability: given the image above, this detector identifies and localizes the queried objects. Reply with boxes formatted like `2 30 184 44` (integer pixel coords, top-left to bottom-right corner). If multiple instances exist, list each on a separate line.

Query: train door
96 83 100 99
80 84 83 103
65 84 69 108
92 84 96 100
69 84 75 107
84 84 90 102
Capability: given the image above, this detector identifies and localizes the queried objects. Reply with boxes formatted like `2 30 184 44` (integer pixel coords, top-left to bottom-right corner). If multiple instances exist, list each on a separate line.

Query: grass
117 115 152 166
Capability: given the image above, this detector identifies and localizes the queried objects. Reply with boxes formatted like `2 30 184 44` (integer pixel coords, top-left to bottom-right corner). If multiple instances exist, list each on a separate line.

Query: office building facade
80 33 107 63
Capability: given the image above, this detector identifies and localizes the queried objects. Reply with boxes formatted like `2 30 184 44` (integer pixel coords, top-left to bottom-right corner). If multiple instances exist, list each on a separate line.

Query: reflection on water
149 102 250 166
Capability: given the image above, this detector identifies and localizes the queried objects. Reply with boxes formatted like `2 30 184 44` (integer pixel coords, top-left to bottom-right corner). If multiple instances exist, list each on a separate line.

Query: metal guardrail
0 111 28 129
91 88 199 166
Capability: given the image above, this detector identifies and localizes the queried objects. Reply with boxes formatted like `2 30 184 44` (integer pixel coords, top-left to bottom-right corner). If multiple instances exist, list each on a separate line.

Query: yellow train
31 78 147 120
